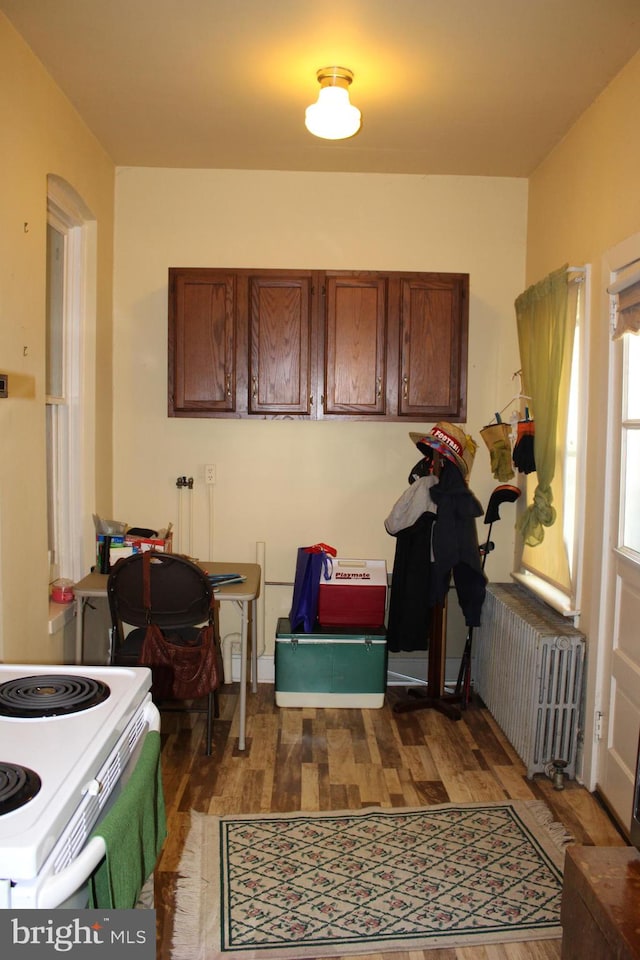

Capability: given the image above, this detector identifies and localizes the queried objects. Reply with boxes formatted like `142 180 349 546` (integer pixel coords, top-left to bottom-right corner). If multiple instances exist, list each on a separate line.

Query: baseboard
387 654 428 686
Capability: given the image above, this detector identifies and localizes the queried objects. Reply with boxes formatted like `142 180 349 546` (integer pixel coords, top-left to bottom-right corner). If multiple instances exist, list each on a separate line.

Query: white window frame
46 183 87 585
610 258 640 565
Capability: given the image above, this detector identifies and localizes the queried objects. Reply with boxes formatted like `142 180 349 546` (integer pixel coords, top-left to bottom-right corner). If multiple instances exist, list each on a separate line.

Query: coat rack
392 598 463 721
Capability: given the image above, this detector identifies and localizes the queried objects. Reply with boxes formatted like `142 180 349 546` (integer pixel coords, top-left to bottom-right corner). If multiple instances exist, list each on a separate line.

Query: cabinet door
398 274 468 420
168 270 236 415
323 275 387 417
248 274 314 416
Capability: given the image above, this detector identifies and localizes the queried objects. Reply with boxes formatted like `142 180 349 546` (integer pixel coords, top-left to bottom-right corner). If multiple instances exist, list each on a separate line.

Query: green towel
88 730 167 909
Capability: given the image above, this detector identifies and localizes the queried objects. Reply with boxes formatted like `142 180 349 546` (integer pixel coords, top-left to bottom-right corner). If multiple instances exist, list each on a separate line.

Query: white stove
0 663 159 908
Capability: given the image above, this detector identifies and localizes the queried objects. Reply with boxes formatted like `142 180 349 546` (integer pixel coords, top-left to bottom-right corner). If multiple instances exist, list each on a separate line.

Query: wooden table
74 560 261 751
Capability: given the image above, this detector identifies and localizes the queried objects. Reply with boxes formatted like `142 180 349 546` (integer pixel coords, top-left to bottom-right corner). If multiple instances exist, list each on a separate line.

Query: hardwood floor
154 683 626 959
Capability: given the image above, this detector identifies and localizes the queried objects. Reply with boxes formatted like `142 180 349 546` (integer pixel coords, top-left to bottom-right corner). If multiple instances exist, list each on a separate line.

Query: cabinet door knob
376 376 382 398
252 376 257 400
402 375 408 400
226 374 232 398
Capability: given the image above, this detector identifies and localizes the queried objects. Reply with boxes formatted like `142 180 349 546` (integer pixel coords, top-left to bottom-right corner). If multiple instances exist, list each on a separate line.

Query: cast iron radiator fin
474 583 585 779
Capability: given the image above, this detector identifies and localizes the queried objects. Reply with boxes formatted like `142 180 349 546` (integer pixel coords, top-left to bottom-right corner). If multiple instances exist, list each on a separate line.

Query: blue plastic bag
288 544 335 633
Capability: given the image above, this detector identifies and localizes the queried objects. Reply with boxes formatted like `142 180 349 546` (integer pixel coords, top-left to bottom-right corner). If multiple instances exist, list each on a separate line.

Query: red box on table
124 532 173 553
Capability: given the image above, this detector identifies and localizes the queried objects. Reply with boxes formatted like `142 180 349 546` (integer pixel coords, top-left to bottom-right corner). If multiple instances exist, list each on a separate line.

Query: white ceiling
3 0 640 177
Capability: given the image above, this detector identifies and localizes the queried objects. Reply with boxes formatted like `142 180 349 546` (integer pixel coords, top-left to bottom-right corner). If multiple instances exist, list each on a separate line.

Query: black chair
107 552 221 755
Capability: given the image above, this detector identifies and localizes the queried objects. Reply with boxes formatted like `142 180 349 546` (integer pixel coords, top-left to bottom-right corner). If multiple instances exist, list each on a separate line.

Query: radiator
474 583 585 779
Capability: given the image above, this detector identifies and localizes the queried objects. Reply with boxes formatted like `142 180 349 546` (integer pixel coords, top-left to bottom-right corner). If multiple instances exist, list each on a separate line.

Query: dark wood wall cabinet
168 268 469 421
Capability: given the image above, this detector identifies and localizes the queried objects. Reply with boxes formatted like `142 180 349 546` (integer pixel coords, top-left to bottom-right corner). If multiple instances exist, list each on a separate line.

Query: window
513 267 589 616
621 332 640 552
614 262 640 556
563 318 581 578
45 181 87 585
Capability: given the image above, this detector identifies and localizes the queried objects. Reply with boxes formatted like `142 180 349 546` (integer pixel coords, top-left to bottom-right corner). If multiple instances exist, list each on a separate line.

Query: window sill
613 546 640 570
48 599 75 635
511 571 579 618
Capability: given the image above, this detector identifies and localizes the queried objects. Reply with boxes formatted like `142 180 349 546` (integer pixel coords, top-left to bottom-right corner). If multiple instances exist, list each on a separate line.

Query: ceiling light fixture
305 66 361 141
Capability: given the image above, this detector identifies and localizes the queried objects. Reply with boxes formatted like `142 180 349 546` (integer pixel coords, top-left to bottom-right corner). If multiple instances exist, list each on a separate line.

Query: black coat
430 461 487 627
386 462 487 653
386 512 436 652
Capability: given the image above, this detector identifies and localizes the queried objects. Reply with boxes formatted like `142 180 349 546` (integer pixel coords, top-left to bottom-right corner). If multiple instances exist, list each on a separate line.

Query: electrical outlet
205 464 216 484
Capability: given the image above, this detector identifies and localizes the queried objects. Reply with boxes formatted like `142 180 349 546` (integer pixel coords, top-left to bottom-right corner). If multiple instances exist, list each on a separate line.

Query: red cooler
318 558 387 628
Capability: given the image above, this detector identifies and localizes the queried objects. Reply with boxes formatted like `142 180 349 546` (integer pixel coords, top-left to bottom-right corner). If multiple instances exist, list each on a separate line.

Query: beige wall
0 15 115 662
113 169 528 660
3 5 637 693
526 50 640 780
4 0 637 686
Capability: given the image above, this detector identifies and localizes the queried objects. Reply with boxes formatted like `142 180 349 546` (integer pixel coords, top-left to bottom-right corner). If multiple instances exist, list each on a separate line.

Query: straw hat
409 422 478 478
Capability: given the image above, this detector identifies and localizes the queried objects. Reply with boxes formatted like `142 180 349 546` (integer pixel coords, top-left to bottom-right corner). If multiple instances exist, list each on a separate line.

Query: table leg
238 599 248 751
75 598 84 664
251 598 258 694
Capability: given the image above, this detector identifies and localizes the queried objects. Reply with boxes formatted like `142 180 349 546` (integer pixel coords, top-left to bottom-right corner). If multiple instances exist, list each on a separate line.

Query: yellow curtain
521 279 580 592
515 265 575 546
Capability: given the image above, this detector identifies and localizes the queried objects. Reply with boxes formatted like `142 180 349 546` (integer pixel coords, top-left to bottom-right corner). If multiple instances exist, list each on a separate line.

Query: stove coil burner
0 762 41 814
0 675 110 718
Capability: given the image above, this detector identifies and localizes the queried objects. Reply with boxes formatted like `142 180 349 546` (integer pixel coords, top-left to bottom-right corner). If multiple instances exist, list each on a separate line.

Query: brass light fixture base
316 66 354 90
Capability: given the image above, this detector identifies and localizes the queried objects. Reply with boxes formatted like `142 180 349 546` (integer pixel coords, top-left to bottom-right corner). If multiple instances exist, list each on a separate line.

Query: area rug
172 800 572 959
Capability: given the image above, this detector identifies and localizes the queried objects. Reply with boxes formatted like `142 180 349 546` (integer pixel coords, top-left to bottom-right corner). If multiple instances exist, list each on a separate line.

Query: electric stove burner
0 762 41 814
0 675 110 718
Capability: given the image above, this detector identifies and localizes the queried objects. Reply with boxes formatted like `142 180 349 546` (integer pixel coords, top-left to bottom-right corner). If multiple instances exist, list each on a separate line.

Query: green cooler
275 617 387 708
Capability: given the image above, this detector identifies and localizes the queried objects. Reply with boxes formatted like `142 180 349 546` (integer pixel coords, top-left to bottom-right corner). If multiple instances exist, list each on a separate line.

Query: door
597 234 640 831
168 269 236 414
248 273 315 416
323 274 387 416
398 274 468 420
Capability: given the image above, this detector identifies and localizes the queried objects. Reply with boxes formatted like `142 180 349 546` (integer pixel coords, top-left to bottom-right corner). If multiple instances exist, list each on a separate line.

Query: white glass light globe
305 86 361 140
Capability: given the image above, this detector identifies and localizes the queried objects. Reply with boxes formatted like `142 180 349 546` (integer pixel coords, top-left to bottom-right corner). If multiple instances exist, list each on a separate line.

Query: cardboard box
96 532 173 572
124 533 173 554
96 535 134 569
275 617 387 708
318 558 387 627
